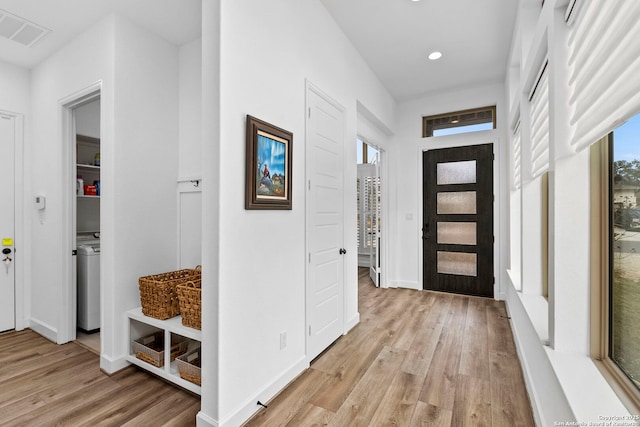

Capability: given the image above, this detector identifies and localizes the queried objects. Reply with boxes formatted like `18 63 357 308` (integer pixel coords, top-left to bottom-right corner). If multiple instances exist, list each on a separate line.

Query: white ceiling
0 0 201 69
320 0 518 101
0 0 517 103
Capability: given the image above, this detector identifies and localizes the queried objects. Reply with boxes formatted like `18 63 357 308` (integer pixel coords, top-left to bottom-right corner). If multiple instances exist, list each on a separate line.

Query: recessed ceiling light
428 51 442 60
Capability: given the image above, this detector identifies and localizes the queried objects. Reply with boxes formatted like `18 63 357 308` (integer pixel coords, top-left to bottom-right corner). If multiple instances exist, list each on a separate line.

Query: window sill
544 348 632 422
518 292 549 345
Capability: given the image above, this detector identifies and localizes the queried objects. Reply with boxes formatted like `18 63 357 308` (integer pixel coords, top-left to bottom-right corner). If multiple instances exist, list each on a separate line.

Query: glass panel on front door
436 160 477 185
437 251 477 276
437 191 477 214
437 222 477 245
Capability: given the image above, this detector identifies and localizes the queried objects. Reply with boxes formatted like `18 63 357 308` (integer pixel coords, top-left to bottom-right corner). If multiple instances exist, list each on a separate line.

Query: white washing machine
77 242 100 332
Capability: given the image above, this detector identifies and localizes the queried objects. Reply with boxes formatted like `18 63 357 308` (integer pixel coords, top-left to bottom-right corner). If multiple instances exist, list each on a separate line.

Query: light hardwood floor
0 329 200 426
244 269 534 426
0 270 533 426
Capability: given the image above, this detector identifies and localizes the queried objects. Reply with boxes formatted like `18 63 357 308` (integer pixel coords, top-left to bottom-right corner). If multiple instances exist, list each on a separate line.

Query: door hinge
493 276 496 284
309 325 311 336
308 180 311 190
308 107 311 118
308 253 311 263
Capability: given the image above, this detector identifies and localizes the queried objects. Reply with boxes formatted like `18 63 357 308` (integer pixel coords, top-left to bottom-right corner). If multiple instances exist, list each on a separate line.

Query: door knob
339 248 347 255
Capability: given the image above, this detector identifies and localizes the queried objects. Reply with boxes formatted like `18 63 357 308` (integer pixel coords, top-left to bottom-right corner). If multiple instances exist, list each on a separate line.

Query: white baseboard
345 312 360 333
196 412 219 427
29 318 58 343
389 280 418 290
218 356 308 427
100 354 130 375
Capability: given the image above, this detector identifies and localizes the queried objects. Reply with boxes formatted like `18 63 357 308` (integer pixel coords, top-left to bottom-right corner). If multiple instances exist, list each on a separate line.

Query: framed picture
245 115 293 210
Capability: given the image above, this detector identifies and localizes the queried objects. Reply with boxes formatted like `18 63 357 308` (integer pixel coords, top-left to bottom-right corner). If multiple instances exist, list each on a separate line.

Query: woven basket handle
184 281 198 288
194 265 202 271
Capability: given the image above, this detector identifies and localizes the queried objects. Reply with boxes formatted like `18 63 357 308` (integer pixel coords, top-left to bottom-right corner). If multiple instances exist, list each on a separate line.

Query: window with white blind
513 121 522 189
567 0 640 152
529 62 549 178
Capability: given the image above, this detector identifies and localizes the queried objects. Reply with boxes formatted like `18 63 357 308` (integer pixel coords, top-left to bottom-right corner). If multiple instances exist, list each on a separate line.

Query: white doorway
74 98 101 353
305 83 346 361
356 139 382 287
0 112 16 332
59 84 101 345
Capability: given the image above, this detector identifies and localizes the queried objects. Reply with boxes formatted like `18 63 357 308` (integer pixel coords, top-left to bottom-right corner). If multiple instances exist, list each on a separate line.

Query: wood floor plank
0 351 98 407
0 341 87 382
486 301 517 355
401 293 451 377
0 330 201 426
417 295 469 410
286 403 334 427
489 350 535 426
244 368 332 427
307 326 391 412
368 370 424 426
459 297 491 380
409 400 453 427
329 345 407 426
0 359 107 422
451 374 492 426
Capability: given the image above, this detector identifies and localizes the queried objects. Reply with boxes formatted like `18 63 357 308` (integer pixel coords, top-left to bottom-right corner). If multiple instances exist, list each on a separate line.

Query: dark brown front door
422 144 494 297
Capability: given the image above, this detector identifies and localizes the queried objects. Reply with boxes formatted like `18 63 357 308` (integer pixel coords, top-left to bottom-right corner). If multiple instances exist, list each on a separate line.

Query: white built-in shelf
77 163 100 170
126 307 201 395
77 195 100 199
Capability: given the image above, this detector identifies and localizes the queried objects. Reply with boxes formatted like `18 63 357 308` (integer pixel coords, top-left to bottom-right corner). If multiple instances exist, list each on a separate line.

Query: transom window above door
422 106 496 137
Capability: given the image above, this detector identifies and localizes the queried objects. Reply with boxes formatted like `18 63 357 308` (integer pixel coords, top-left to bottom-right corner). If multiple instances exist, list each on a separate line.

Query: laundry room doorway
74 98 101 353
59 84 102 350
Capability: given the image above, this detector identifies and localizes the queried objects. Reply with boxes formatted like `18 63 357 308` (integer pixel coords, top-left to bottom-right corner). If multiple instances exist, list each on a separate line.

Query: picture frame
245 115 293 210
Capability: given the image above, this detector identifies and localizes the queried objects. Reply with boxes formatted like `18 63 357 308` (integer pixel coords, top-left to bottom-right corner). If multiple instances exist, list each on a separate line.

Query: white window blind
568 0 640 152
513 121 522 189
530 63 549 178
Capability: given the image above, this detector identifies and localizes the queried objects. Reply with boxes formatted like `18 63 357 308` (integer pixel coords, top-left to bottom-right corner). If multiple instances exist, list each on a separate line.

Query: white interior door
0 113 16 332
306 86 345 361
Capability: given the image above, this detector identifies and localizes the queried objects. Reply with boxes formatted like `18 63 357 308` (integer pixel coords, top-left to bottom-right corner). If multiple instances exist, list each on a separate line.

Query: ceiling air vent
0 9 50 47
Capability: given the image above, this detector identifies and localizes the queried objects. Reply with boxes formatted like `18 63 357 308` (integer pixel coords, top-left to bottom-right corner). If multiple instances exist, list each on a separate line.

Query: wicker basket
177 347 201 386
139 266 201 320
132 332 189 368
177 281 202 330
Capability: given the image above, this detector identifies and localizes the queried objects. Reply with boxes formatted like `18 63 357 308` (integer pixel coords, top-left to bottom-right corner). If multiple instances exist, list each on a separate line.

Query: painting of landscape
256 130 288 200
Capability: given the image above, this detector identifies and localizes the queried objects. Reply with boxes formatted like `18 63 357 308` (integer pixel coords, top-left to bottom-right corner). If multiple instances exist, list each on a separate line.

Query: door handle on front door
423 223 429 240
339 248 347 255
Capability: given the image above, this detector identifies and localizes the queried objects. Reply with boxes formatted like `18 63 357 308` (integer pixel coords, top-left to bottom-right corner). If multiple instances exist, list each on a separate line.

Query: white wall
28 14 180 372
390 83 508 293
177 38 203 270
0 60 29 114
200 0 395 424
178 37 202 180
29 15 116 343
107 15 179 370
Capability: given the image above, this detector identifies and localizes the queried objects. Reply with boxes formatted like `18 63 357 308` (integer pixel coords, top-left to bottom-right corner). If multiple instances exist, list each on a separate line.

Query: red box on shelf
83 185 98 196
